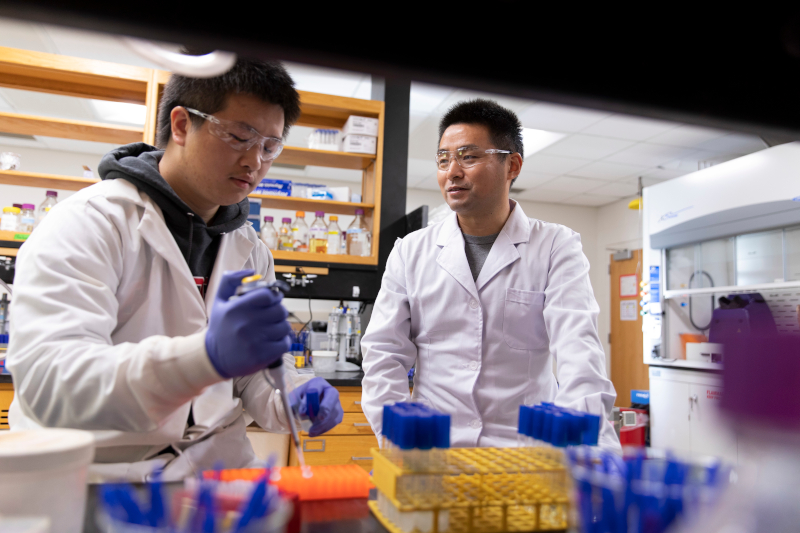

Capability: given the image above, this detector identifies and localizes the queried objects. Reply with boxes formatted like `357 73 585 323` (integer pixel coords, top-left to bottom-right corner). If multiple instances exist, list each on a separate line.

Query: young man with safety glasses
362 99 620 451
7 58 343 481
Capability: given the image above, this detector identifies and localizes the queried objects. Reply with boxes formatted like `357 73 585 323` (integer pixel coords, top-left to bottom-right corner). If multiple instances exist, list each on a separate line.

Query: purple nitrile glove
205 269 292 379
289 377 344 437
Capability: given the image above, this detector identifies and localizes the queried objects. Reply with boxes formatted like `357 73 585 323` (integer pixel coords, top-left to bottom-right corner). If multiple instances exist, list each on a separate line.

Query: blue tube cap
582 413 601 446
433 413 451 448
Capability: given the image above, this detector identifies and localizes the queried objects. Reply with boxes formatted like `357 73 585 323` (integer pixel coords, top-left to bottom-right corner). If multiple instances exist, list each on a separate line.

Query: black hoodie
99 143 249 297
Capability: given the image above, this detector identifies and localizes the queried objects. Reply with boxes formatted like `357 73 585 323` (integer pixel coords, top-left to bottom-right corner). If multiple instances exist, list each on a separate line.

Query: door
689 382 738 462
649 369 692 455
610 250 649 407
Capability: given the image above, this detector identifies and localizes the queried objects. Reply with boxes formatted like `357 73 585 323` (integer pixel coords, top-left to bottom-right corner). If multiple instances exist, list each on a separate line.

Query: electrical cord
688 270 714 331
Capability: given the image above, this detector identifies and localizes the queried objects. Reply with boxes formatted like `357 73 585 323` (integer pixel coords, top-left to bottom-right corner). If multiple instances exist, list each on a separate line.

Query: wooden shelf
296 91 382 129
0 45 151 104
0 230 29 242
0 170 99 191
0 110 143 144
276 146 375 170
271 250 377 265
249 194 372 216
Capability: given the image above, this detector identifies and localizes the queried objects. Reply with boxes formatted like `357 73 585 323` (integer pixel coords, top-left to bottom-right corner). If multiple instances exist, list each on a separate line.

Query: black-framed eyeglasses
185 107 284 162
435 148 513 171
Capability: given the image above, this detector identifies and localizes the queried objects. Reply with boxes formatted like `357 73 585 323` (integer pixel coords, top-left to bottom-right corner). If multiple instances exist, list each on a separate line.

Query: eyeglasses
184 107 284 162
435 148 513 171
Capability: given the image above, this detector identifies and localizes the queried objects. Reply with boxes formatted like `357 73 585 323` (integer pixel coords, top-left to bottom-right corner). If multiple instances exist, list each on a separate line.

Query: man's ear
170 107 191 147
508 152 523 185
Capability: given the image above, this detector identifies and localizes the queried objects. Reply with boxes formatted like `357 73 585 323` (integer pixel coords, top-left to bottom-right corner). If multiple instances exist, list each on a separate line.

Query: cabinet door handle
354 401 362 405
303 439 326 452
351 457 372 461
353 423 371 427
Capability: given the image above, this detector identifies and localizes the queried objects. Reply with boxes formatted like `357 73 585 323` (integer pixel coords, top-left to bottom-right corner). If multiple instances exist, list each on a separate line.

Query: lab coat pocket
503 288 548 350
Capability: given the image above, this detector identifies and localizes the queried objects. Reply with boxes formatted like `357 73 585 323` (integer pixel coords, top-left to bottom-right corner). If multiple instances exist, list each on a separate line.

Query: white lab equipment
1 207 20 231
327 216 342 255
643 142 800 458
341 134 377 155
36 191 57 228
0 428 95 533
326 306 361 371
7 179 311 482
260 216 278 250
18 204 35 233
361 203 619 450
346 209 371 257
291 210 309 252
309 211 328 254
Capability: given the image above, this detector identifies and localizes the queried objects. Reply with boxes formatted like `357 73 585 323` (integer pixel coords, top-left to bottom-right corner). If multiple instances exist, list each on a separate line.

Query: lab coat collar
475 201 531 290
435 201 532 295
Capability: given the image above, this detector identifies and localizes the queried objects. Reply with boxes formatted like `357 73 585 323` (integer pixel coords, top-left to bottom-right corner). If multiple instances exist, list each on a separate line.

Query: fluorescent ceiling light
522 128 567 157
91 100 147 125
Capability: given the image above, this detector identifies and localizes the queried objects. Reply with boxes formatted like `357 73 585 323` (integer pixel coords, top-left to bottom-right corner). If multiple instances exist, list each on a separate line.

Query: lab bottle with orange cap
291 211 309 252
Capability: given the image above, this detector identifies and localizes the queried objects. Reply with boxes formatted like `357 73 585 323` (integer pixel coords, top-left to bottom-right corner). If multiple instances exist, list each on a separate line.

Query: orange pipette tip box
203 465 373 501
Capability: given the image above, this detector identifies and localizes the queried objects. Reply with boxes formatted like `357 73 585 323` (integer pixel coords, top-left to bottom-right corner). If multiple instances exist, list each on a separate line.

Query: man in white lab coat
7 58 343 481
361 99 620 450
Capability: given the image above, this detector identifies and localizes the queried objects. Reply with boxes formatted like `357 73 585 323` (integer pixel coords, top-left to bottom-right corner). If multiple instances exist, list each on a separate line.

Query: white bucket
0 429 95 533
311 350 338 374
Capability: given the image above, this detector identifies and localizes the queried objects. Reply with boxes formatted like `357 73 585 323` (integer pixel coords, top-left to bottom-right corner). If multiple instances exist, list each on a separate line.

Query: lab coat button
469 299 479 309
469 361 478 370
470 419 482 429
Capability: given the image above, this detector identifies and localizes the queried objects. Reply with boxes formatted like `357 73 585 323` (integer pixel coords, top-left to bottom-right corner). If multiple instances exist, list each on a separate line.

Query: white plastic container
311 350 338 374
0 428 95 533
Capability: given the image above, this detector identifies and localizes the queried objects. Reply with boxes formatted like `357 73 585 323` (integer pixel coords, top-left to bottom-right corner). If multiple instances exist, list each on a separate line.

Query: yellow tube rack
369 446 571 533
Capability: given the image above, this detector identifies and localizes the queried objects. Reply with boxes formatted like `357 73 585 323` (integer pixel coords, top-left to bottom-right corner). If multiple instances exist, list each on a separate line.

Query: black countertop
0 373 11 384
310 370 364 387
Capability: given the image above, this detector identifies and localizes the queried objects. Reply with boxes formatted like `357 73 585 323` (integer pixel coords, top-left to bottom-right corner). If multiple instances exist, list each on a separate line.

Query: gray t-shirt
463 232 500 281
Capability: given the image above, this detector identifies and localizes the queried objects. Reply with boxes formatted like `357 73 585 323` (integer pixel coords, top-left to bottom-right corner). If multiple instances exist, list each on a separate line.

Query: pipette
234 275 308 471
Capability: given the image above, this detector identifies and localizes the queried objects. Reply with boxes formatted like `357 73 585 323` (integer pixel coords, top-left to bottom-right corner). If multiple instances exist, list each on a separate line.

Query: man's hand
205 269 292 378
289 377 344 437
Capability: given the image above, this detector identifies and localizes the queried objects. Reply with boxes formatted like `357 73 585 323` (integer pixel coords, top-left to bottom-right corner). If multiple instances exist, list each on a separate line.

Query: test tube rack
369 446 571 533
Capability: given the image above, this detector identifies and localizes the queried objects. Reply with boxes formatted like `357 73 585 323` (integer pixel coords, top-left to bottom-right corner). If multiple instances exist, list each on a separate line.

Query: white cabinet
649 366 738 463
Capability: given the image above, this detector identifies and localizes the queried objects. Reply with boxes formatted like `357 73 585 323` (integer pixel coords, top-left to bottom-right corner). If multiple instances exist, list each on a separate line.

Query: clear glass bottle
346 208 372 257
309 211 328 254
327 215 342 255
278 217 294 252
260 216 278 250
292 211 309 252
36 190 57 228
1 207 20 232
19 203 35 233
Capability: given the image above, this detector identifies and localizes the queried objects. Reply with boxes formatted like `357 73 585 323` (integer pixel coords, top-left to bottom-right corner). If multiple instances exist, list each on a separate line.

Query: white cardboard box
343 116 379 137
329 186 351 203
342 134 377 155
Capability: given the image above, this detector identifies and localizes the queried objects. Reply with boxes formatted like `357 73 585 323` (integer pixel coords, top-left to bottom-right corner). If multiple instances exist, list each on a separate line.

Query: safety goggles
185 107 284 162
436 148 513 171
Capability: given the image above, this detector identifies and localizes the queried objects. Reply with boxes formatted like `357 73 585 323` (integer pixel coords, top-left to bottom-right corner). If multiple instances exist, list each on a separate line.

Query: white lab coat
361 202 620 451
7 179 307 481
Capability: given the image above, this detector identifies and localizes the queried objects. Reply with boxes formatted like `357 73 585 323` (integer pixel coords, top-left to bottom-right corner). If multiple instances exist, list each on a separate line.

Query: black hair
156 57 301 148
438 99 524 185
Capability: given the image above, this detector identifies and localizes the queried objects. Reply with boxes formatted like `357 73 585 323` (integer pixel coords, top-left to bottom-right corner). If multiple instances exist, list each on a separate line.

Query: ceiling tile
43 25 160 68
696 133 767 154
539 176 607 194
580 114 678 141
283 61 369 98
541 134 634 159
646 124 728 147
517 103 610 133
514 170 558 190
620 174 673 187
515 188 574 203
567 161 649 180
409 82 455 115
351 76 372 99
0 18 51 53
584 181 638 197
523 154 592 175
407 157 437 182
563 194 621 207
604 143 692 166
0 91 14 112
